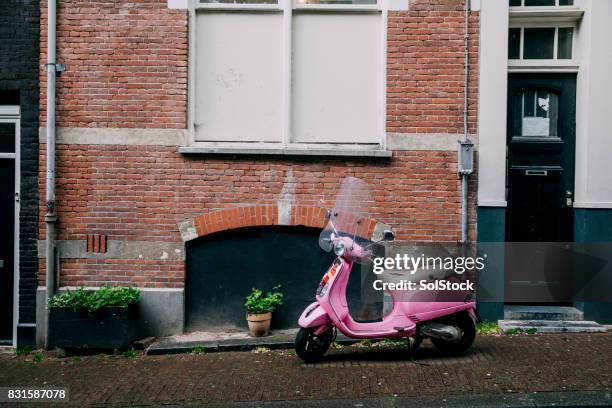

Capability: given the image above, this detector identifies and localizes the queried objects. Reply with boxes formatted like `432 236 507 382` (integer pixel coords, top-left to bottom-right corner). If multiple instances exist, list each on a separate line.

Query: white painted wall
477 0 509 207
574 0 612 208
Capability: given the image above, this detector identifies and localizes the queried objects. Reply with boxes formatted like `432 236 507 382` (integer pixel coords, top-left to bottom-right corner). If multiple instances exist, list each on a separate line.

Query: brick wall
0 0 40 328
39 0 479 288
38 146 477 287
388 1 479 133
39 0 188 128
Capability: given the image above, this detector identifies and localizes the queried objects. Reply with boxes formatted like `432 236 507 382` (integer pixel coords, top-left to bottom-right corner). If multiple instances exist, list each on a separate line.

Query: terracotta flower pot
246 312 272 337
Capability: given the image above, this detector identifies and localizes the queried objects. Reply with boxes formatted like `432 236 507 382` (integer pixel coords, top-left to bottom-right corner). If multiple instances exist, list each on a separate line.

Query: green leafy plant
477 321 503 335
244 285 283 315
191 345 205 355
48 286 140 312
122 348 138 358
504 327 537 335
32 353 44 363
15 346 35 357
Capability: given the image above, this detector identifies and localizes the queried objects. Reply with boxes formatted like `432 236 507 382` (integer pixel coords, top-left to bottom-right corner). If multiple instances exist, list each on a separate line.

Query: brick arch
178 204 385 241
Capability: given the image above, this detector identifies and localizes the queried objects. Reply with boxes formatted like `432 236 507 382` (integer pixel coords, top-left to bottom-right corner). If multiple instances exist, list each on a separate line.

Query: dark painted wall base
477 302 504 323
186 226 336 331
574 209 612 323
17 325 36 347
576 302 612 324
476 207 506 322
574 209 612 242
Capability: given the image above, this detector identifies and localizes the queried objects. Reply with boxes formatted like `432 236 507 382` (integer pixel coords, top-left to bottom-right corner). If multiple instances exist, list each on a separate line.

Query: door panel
505 74 576 303
0 122 16 342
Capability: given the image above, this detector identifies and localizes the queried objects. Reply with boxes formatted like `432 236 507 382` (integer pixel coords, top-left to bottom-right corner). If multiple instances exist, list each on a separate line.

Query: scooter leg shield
298 302 332 328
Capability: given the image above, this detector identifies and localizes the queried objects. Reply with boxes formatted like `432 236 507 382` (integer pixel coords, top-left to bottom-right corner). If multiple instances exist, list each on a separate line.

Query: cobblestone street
1 333 611 407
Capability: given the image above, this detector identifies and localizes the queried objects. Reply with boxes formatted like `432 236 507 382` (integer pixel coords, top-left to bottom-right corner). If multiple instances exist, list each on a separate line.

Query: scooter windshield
319 177 374 262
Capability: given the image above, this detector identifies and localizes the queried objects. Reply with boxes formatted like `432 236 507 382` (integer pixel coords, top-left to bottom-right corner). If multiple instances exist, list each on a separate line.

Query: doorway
0 111 19 345
505 74 576 303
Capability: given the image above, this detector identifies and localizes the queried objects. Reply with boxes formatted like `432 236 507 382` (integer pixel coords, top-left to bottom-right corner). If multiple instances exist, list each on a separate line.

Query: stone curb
161 390 612 408
146 333 360 355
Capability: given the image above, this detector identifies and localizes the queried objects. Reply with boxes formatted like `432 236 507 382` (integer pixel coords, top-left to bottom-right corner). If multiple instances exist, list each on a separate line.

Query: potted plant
48 286 140 350
244 285 283 337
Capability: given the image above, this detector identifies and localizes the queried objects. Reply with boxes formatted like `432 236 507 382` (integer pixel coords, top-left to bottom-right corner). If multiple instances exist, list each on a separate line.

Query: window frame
185 0 389 155
510 0 575 7
508 21 578 72
0 108 21 347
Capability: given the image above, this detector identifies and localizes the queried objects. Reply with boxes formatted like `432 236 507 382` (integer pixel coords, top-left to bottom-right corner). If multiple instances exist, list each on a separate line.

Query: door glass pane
508 28 521 59
524 0 554 5
516 90 559 137
523 28 555 59
0 123 15 153
509 0 522 6
559 0 573 5
558 27 573 59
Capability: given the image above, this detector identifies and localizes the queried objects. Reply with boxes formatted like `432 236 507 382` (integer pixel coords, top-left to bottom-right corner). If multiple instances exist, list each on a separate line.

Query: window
191 1 384 149
513 89 559 138
509 0 574 6
508 26 574 60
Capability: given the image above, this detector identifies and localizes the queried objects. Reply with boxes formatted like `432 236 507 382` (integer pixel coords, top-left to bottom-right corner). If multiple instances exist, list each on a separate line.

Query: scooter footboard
298 302 332 328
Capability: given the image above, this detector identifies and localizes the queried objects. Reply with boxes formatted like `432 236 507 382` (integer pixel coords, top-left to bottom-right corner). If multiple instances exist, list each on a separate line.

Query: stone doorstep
504 305 584 321
146 329 359 355
498 320 607 333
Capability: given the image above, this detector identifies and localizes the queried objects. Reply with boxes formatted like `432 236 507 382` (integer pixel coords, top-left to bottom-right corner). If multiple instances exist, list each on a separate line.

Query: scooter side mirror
382 230 395 241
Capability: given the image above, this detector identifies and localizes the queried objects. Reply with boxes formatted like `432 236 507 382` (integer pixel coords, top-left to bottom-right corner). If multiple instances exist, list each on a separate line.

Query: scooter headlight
333 240 345 256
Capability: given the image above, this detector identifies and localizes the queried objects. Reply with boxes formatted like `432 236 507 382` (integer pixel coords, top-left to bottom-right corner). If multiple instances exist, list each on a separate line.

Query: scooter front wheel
295 327 333 363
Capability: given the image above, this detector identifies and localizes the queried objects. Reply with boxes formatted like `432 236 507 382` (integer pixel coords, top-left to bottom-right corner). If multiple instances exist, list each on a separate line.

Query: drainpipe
44 0 58 348
460 0 471 245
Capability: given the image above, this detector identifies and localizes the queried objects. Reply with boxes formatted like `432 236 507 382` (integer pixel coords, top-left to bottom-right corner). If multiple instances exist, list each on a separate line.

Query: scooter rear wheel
430 312 476 356
295 327 333 363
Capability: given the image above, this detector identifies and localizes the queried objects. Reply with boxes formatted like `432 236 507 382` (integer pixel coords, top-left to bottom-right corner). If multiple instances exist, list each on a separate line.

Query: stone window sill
178 146 392 158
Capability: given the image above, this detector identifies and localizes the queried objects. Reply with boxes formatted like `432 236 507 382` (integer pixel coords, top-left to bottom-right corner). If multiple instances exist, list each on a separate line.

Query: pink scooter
295 178 479 363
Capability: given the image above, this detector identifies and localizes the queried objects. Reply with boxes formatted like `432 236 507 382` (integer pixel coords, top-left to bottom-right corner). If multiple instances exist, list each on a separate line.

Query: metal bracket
44 63 66 73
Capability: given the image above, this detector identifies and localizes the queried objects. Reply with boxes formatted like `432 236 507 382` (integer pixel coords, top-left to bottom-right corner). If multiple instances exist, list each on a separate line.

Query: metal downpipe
44 0 58 348
460 0 470 244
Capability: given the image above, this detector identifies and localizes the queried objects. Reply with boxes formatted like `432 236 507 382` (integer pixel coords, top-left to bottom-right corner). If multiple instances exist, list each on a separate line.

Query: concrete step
498 319 607 333
146 329 360 355
504 305 584 321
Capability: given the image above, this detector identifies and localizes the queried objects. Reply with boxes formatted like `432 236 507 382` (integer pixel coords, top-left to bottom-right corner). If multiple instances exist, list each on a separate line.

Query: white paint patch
177 219 198 242
174 249 181 253
277 168 295 225
161 251 169 260
277 201 292 226
168 0 188 9
470 0 481 12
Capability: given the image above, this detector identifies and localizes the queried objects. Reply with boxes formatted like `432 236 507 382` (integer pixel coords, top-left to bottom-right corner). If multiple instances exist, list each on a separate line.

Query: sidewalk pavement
0 333 610 407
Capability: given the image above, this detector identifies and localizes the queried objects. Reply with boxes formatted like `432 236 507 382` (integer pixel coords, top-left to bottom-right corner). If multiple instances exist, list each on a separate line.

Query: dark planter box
48 305 138 350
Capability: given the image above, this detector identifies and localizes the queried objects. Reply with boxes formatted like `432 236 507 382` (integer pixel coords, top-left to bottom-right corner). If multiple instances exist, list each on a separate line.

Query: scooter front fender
298 302 332 328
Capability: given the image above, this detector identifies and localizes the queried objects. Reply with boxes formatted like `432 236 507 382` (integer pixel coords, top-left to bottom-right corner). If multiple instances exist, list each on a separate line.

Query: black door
0 122 16 343
505 74 576 303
